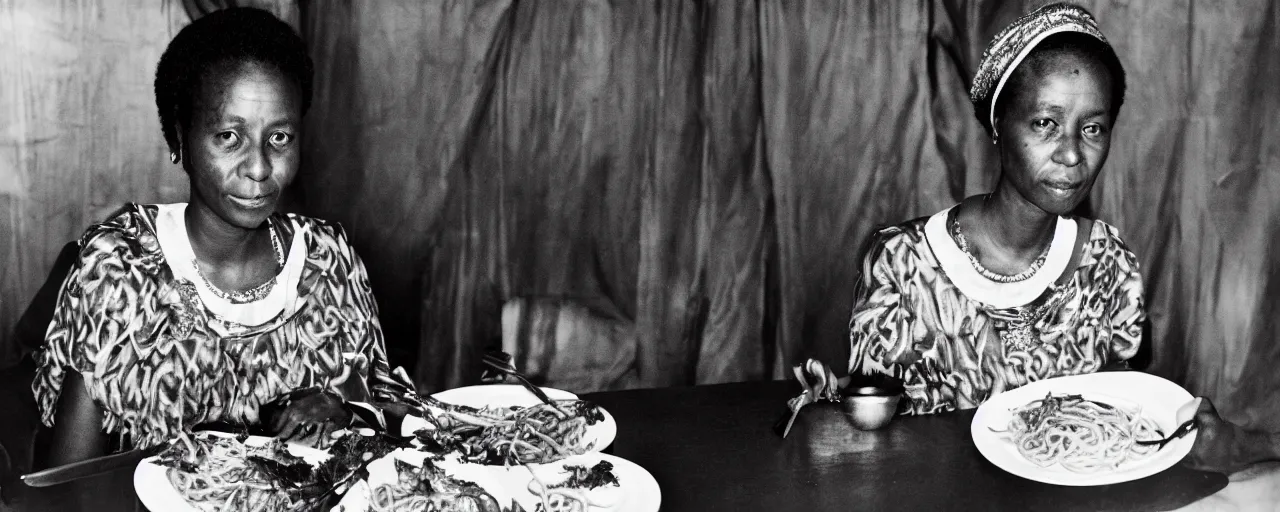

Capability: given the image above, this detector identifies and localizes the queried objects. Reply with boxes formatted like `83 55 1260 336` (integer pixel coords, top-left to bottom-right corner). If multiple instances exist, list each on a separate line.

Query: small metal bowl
839 382 904 430
839 394 899 430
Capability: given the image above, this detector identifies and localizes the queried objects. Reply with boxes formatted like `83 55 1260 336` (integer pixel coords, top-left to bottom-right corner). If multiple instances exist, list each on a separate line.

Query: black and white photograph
1 1 1279 510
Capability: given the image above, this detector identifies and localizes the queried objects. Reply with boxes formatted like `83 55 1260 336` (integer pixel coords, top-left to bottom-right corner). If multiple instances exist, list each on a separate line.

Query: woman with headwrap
846 3 1142 415
835 0 1280 481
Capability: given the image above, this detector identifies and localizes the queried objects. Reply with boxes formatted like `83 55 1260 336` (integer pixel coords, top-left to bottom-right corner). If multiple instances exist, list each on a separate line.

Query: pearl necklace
194 219 285 304
950 203 1052 284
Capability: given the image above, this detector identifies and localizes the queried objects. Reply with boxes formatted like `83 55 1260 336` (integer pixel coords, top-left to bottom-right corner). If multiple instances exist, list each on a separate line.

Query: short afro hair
154 7 313 153
975 32 1126 135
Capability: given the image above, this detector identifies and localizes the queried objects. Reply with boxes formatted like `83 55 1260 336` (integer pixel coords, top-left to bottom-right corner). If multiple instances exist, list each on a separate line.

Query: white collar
923 206 1077 309
152 203 307 328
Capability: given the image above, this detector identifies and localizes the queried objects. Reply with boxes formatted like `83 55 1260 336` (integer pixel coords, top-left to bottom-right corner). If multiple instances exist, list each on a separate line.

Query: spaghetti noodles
994 393 1164 473
158 431 508 512
365 460 504 512
157 433 311 511
524 460 620 512
419 399 604 465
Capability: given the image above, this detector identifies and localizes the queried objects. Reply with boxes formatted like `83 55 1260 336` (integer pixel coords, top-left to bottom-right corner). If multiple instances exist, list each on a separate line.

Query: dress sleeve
847 230 917 376
330 227 416 403
848 228 968 415
31 228 143 429
1102 233 1145 362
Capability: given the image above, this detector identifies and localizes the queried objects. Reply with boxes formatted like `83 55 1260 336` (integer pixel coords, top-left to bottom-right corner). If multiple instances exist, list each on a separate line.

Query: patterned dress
32 203 412 449
848 206 1145 415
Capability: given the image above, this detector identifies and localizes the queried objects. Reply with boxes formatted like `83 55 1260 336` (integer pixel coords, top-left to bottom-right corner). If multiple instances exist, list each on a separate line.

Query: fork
1135 419 1198 450
481 350 569 415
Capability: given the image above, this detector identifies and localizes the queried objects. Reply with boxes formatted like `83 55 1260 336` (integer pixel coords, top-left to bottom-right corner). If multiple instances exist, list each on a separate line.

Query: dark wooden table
581 380 1229 512
2 380 1228 512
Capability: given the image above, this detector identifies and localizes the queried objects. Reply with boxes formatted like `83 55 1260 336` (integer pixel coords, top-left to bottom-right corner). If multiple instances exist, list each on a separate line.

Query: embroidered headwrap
969 3 1110 135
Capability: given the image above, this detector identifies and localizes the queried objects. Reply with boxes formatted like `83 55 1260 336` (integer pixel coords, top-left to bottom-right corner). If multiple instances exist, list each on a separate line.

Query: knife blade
21 446 164 487
782 365 817 438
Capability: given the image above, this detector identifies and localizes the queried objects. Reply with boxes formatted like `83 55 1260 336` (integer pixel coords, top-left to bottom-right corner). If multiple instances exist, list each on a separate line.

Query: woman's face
995 51 1114 216
182 61 301 230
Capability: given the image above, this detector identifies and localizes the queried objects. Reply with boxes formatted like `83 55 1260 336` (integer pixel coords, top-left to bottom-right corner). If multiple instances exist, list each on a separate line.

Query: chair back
500 296 637 393
4 241 79 369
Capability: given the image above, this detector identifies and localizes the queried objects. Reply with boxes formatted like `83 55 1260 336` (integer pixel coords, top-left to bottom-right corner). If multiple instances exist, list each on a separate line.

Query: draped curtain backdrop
3 0 1279 434
298 0 1280 432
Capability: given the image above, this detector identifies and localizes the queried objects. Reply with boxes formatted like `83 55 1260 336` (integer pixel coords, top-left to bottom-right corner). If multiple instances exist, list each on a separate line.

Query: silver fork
1136 419 1198 450
481 350 570 415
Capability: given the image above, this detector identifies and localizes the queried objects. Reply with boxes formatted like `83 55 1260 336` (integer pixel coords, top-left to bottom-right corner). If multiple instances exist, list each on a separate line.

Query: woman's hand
1179 397 1280 474
264 388 352 446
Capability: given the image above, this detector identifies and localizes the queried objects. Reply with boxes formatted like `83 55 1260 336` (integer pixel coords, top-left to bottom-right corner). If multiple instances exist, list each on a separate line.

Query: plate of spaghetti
138 429 520 511
328 450 519 512
971 371 1197 486
134 431 333 511
412 385 618 465
334 449 660 512
519 453 660 512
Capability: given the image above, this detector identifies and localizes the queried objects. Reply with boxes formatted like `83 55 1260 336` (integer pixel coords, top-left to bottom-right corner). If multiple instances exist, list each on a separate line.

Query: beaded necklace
193 219 284 304
950 198 1053 283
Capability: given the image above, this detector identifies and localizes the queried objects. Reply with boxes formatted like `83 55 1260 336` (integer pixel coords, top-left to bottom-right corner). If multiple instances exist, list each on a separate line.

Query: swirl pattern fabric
848 214 1145 415
31 203 408 449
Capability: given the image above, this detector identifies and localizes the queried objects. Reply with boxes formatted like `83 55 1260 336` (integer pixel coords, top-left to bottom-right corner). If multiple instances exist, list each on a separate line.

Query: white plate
426 384 618 455
133 433 330 512
971 372 1198 486
515 452 661 512
334 450 660 512
431 384 579 404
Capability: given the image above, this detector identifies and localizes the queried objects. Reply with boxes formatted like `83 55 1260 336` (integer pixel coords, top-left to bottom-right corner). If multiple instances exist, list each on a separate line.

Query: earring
170 151 180 164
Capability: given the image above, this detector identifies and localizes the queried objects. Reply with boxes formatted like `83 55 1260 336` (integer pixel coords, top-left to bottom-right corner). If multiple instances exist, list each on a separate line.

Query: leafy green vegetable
572 402 607 426
245 455 312 489
552 461 619 490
